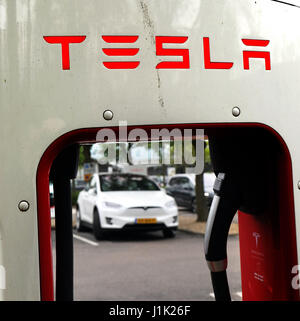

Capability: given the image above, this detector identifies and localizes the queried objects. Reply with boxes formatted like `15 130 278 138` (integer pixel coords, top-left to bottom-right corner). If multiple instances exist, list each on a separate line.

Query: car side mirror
89 188 97 195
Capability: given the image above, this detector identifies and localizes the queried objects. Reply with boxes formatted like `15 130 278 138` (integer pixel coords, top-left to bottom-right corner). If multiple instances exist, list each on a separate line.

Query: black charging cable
50 144 79 301
204 173 241 301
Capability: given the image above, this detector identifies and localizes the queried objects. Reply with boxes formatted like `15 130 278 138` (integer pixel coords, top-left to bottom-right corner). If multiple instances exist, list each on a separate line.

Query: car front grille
125 206 163 218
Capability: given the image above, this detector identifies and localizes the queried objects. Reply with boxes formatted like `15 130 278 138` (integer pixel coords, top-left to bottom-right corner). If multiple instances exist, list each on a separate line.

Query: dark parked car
165 173 215 212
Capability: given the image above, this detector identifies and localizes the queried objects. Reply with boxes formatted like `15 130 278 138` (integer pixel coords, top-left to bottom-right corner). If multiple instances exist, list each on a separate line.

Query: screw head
103 109 114 121
232 106 241 117
18 200 30 212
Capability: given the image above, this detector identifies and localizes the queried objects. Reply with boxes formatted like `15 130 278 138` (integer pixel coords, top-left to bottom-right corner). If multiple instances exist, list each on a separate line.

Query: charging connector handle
204 172 240 301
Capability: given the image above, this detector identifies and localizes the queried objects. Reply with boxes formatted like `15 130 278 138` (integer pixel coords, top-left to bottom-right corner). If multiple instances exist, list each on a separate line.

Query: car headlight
104 201 122 208
165 200 176 208
204 192 210 197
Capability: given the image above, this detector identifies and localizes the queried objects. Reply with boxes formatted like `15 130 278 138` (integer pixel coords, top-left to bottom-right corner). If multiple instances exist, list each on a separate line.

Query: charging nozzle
204 172 240 301
204 128 277 301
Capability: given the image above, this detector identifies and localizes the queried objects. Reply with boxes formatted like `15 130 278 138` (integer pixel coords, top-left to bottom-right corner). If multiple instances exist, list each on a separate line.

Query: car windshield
99 175 160 192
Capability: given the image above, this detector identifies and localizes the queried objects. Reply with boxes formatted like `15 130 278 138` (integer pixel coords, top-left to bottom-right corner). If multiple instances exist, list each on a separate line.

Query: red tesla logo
43 36 86 70
43 35 271 71
203 37 233 70
242 39 271 70
102 35 140 69
155 36 190 69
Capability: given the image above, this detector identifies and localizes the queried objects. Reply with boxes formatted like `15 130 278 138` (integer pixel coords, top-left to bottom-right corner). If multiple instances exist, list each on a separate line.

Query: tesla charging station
0 0 300 301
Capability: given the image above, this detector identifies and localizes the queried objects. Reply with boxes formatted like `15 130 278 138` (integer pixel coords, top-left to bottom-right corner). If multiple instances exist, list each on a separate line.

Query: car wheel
76 206 85 232
93 208 106 240
162 229 175 238
191 198 197 213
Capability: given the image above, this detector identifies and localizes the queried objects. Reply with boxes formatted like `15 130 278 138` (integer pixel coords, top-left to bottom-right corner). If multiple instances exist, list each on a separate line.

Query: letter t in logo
43 35 86 70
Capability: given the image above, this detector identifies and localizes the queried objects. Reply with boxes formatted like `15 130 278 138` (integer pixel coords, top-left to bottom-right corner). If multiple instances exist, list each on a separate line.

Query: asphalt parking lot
52 221 242 301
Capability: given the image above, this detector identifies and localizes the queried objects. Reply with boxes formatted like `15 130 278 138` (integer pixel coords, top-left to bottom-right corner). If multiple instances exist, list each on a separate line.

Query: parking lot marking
73 234 99 246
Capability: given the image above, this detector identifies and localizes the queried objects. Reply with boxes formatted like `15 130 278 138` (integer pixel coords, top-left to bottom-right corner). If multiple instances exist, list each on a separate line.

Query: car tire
93 208 106 240
162 229 175 238
76 206 85 232
191 198 197 213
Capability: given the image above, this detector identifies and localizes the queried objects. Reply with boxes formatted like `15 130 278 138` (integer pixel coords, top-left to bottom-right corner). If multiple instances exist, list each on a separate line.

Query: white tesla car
76 173 178 239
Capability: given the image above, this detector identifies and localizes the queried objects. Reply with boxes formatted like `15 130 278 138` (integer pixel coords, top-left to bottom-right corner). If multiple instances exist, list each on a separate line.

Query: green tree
78 145 92 167
193 141 210 222
169 138 211 222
